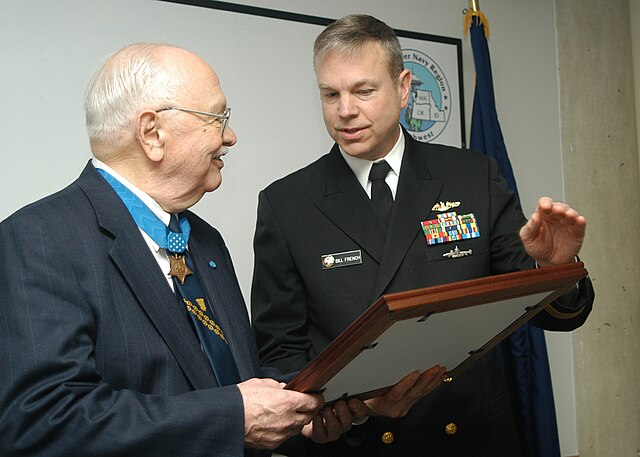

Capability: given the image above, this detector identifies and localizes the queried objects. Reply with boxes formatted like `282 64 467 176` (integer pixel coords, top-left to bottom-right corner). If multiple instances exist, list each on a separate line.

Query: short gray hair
313 14 404 80
84 43 184 145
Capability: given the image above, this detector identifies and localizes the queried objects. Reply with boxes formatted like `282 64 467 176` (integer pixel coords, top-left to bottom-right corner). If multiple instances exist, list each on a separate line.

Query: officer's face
316 41 411 161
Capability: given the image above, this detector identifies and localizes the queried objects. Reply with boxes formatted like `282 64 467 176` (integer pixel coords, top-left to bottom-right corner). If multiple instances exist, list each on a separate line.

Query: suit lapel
77 163 217 389
372 136 445 299
314 147 387 263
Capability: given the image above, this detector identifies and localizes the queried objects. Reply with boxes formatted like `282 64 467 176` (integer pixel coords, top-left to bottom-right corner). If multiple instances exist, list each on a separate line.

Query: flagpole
469 0 480 12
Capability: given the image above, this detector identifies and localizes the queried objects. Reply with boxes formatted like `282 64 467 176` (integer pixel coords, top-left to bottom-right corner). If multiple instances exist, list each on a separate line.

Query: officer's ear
398 69 412 109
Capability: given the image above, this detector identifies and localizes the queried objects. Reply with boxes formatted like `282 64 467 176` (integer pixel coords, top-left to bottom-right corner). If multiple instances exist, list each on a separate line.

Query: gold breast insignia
431 201 461 212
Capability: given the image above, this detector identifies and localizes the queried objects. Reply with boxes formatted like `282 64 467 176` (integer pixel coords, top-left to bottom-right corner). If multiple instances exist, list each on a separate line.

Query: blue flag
466 11 561 457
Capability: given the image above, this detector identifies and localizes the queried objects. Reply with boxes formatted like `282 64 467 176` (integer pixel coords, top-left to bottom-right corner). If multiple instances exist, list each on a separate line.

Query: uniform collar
338 126 405 192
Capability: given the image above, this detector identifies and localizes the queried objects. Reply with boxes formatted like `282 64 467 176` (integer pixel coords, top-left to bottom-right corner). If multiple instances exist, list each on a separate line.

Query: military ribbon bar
421 212 480 245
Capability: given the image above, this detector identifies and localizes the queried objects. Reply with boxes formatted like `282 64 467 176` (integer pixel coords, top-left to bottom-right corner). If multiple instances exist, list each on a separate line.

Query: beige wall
555 0 640 455
633 0 640 174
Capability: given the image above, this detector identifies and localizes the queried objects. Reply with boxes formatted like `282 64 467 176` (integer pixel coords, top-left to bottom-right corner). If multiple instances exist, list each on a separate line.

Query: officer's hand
520 196 586 267
347 365 447 419
301 400 354 443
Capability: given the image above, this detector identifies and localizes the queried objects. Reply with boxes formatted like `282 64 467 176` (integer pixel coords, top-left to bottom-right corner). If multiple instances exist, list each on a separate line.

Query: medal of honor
169 253 193 284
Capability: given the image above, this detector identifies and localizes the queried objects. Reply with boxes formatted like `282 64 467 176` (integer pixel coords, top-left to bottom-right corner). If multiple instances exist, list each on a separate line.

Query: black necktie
169 215 240 386
369 160 393 225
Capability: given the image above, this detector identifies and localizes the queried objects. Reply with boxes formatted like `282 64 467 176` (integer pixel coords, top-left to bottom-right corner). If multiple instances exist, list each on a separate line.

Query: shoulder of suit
261 151 333 195
409 139 494 173
2 179 86 227
408 137 489 162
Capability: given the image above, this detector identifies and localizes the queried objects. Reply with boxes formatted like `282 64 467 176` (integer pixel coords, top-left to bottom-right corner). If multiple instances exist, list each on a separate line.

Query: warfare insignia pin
321 250 362 269
431 201 461 212
443 246 473 258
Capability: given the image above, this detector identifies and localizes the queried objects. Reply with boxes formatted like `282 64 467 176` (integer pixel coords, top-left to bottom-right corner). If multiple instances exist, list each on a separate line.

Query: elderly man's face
315 41 410 161
159 54 237 207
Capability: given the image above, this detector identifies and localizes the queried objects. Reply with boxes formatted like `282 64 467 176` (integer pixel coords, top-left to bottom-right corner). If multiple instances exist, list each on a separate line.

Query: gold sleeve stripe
544 304 586 320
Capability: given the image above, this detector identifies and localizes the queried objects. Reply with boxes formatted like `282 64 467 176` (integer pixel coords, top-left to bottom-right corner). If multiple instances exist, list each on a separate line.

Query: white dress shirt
339 126 405 199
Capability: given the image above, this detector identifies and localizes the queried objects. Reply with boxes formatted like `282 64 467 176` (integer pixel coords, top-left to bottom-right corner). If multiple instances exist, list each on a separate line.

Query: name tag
321 250 362 269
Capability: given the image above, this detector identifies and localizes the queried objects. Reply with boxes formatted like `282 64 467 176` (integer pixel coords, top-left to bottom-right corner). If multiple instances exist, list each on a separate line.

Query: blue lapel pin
209 260 217 269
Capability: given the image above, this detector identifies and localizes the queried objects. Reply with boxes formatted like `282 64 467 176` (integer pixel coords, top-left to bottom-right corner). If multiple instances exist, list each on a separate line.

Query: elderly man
251 15 594 456
0 43 446 457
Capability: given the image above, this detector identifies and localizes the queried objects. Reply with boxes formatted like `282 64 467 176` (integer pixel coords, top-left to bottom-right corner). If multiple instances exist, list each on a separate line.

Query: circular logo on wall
400 49 451 143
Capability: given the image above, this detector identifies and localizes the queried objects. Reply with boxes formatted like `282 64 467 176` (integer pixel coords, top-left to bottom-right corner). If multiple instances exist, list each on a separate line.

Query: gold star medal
169 253 193 284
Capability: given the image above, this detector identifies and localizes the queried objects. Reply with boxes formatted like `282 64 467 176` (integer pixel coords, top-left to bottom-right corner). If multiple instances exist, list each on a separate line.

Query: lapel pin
208 260 217 269
443 246 472 258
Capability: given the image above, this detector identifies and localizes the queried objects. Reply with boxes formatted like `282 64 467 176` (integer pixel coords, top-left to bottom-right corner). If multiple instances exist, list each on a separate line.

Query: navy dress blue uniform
0 163 271 457
251 130 593 456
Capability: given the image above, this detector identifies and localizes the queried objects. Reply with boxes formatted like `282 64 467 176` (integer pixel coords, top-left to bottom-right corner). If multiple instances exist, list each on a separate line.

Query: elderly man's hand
238 378 323 449
519 197 587 267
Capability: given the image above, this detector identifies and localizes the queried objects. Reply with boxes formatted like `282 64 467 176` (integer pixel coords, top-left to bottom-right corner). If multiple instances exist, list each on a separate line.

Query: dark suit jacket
0 163 269 457
251 131 593 456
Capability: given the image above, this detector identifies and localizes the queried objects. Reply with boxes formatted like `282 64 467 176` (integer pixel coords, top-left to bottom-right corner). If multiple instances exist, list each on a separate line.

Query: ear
398 69 412 109
136 110 165 162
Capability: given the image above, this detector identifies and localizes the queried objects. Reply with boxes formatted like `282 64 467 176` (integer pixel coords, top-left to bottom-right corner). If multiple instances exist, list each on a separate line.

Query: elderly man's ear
136 110 165 162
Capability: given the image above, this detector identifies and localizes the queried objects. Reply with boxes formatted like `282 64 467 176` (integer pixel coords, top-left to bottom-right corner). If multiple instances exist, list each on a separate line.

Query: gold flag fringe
464 9 490 38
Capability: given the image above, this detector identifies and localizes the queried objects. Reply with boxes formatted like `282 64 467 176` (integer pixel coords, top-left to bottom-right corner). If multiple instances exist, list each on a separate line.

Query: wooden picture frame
286 262 588 403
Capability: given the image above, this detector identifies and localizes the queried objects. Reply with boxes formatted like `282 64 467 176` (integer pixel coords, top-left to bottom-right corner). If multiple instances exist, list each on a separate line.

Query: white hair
84 43 185 145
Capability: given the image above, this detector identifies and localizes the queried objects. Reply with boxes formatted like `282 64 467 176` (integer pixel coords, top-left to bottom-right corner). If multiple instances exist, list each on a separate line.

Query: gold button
445 422 458 435
381 431 395 445
444 376 453 383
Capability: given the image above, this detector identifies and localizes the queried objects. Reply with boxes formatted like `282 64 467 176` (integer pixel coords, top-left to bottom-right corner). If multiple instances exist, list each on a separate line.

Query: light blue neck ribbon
96 168 190 253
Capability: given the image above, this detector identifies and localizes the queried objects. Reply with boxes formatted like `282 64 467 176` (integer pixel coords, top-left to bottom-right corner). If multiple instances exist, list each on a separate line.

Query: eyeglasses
156 106 231 135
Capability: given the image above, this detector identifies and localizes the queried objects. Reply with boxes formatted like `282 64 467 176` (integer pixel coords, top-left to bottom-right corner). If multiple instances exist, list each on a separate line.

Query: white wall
0 0 578 454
